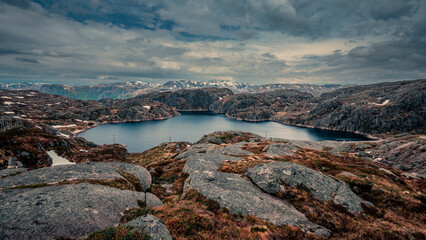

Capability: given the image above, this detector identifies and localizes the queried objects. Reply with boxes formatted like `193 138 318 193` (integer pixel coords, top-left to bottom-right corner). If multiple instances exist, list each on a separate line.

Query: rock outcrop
0 162 152 191
209 89 314 121
0 162 162 240
0 127 128 170
208 79 425 134
263 142 299 158
98 97 179 121
247 162 367 213
371 137 426 175
179 140 331 237
277 79 426 134
0 89 179 134
123 215 173 240
0 184 158 240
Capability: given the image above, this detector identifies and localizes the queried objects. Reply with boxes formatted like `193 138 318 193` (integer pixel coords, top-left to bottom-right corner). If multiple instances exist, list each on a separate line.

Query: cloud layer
0 0 425 84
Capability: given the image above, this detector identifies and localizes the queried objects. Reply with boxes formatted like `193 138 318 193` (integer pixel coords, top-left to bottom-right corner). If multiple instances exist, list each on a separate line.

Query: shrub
250 226 267 232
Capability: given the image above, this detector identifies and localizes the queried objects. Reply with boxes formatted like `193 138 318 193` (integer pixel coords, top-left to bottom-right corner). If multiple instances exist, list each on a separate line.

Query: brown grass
152 189 318 240
115 170 144 192
197 131 262 145
219 157 271 174
126 142 189 167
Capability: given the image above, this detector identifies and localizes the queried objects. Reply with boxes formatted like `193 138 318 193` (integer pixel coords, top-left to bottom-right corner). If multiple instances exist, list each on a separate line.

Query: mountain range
0 80 340 100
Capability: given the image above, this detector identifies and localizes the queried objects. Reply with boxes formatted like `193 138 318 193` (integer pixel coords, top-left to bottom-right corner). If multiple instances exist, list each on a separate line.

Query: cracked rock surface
248 162 367 213
0 162 162 240
180 142 331 237
0 183 162 240
0 162 151 190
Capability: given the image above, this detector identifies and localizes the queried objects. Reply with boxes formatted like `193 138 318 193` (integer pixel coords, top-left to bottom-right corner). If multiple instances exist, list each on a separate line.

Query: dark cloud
15 57 39 64
0 0 31 9
300 37 426 83
0 0 425 84
369 0 419 20
262 53 276 59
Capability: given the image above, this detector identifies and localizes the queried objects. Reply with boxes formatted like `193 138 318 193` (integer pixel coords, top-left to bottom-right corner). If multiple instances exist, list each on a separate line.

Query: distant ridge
0 80 340 100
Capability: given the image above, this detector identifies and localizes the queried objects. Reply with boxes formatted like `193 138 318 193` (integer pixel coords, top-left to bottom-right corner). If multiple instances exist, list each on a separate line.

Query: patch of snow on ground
52 124 77 128
73 129 83 134
48 150 75 166
3 101 14 105
370 99 389 106
58 133 70 138
143 105 151 110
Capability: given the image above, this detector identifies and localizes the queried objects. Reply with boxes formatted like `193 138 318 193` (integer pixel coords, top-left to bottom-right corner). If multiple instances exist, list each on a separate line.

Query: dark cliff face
208 80 425 134
209 89 315 121
304 79 426 134
138 88 234 110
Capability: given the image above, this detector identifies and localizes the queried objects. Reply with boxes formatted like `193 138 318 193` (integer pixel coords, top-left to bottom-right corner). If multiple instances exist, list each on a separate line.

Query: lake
78 111 369 152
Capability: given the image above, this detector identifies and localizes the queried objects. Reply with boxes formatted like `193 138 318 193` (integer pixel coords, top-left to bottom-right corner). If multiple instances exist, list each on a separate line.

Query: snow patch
48 150 75 166
370 99 389 106
52 124 77 129
143 105 151 110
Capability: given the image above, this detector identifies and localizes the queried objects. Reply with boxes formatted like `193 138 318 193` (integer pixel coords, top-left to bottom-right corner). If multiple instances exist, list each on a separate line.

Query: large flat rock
248 161 366 213
0 162 151 190
181 142 331 237
0 183 161 240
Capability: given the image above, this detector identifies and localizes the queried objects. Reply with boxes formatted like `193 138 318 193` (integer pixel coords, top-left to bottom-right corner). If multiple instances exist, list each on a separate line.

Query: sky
0 0 425 85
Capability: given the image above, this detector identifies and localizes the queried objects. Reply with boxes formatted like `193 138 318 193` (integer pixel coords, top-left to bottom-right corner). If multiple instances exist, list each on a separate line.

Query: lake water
79 111 369 152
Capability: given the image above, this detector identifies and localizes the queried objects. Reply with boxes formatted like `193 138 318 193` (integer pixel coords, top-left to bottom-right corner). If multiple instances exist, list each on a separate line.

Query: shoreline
73 114 179 138
222 113 377 141
75 111 380 145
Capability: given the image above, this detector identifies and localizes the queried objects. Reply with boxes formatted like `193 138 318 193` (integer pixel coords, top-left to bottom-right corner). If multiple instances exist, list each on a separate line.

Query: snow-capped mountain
0 80 340 100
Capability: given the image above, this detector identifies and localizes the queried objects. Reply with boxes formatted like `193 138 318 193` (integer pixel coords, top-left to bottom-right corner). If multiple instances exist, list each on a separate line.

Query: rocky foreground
1 131 425 239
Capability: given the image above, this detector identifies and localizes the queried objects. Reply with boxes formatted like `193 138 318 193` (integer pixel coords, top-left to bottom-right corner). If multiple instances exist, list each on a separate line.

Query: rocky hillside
98 96 180 122
0 126 130 170
139 88 233 111
0 89 179 136
209 89 314 121
298 79 426 134
210 79 425 134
